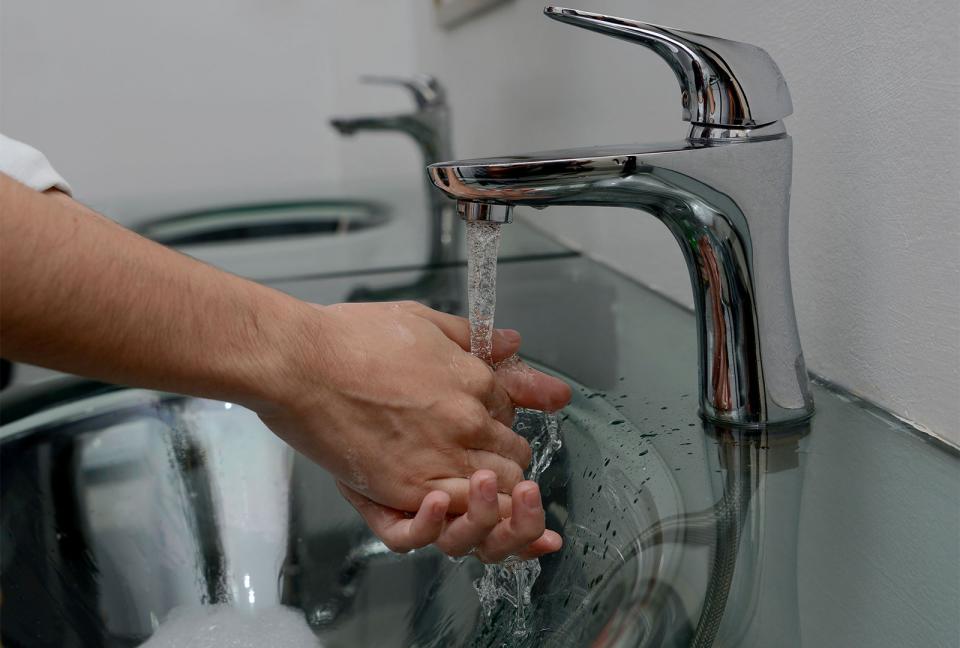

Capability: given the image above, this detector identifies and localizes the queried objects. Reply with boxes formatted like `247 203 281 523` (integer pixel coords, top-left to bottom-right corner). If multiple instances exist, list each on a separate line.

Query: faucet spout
427 7 813 427
430 133 814 427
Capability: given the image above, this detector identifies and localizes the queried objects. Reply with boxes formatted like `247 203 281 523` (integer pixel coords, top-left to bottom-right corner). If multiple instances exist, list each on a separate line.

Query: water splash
140 605 317 648
474 554 541 638
473 408 561 639
517 407 563 484
465 220 563 640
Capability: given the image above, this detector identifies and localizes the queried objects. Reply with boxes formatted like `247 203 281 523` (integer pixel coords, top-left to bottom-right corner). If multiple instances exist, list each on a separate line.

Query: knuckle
463 449 481 472
506 462 525 487
462 403 491 437
466 504 499 530
514 435 533 467
380 536 402 553
518 521 543 544
520 520 546 544
475 551 496 565
382 536 411 554
463 360 496 395
435 539 465 558
479 370 497 394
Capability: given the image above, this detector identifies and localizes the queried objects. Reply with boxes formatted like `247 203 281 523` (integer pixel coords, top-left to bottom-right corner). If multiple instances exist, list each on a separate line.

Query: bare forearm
0 174 311 408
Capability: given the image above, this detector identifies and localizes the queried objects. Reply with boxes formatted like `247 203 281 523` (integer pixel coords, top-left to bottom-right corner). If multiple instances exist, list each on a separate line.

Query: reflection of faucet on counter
629 425 808 648
695 425 807 648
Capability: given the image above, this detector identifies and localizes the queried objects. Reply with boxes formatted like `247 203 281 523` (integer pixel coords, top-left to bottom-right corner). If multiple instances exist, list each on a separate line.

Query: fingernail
431 502 446 520
498 329 521 344
480 478 498 502
523 487 541 508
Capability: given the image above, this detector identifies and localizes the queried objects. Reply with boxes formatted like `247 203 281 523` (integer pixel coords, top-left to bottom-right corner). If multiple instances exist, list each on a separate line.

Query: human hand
337 470 562 562
257 300 570 517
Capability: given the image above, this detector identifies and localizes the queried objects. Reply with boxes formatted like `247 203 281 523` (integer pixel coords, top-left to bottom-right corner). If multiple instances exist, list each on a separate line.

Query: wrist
229 291 331 415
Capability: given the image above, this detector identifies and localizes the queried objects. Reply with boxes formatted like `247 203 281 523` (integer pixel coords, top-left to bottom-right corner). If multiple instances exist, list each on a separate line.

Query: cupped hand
337 470 562 563
257 300 570 517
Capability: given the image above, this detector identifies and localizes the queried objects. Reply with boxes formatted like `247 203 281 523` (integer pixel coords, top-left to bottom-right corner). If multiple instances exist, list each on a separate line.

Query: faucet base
699 405 815 430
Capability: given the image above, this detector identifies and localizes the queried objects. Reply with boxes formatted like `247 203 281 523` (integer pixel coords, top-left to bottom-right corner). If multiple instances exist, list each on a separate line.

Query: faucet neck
660 136 813 426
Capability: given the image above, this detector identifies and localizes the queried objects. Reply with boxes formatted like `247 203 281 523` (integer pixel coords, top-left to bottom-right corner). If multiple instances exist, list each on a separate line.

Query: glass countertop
2 228 955 647
268 252 960 648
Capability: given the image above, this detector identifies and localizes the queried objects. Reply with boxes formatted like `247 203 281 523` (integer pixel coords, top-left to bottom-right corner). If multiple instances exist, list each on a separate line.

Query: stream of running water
465 220 562 640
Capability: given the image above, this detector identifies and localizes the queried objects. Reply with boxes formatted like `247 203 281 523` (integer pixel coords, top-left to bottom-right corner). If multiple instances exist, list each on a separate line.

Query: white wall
2 1 957 445
0 0 426 225
409 0 960 445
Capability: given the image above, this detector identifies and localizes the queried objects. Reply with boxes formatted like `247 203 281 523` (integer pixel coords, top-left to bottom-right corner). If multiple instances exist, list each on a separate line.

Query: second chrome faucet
428 7 815 428
331 75 457 268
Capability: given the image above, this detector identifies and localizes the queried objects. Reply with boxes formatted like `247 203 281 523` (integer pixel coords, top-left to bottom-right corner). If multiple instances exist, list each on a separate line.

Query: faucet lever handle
544 6 792 128
359 74 447 110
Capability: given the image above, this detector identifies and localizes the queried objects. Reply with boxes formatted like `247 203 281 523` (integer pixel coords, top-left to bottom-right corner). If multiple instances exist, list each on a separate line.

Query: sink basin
132 201 574 286
135 200 408 282
0 367 685 647
138 200 391 246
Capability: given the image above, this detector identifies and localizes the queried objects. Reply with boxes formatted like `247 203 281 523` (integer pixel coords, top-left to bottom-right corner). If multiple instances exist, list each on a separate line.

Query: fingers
456 401 530 468
483 381 517 428
433 478 563 564
474 481 553 563
402 301 521 363
337 481 451 554
341 474 563 565
400 491 452 551
466 448 525 489
495 356 572 412
479 418 531 468
510 531 564 561
428 476 513 518
434 471 502 557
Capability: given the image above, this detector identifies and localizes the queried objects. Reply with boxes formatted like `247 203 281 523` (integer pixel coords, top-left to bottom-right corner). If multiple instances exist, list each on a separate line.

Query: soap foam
140 605 321 648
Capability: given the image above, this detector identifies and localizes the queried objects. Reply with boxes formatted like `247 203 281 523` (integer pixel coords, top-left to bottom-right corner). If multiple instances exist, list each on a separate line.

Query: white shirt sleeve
0 133 73 195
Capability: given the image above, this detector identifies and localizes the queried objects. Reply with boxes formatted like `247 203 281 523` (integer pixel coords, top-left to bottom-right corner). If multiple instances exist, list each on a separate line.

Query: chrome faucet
428 7 814 427
331 75 457 266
